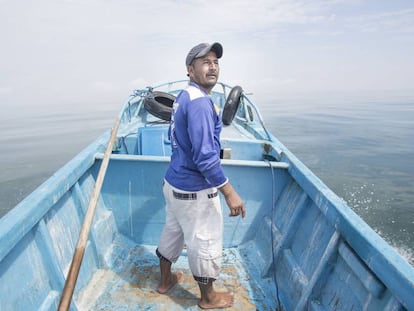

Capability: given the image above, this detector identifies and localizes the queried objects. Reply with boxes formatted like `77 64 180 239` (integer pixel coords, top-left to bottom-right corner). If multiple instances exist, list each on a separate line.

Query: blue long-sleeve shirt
165 82 228 191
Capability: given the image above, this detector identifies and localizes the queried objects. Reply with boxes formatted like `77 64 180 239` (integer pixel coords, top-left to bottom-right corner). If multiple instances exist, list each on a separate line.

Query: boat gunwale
95 153 290 169
271 132 414 309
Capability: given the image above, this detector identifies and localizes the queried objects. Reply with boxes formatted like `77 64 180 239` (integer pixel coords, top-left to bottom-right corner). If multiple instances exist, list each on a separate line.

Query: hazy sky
1 0 414 108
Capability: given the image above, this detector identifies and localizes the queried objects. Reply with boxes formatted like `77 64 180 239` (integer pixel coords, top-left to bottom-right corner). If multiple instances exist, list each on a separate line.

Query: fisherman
156 42 246 309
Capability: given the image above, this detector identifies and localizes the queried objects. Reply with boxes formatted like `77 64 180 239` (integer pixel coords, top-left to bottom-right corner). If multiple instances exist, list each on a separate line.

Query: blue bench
137 126 171 156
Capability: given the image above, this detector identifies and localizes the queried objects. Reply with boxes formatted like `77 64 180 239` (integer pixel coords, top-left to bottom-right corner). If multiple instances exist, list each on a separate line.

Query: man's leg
197 280 234 309
156 180 184 294
157 252 183 294
184 188 234 309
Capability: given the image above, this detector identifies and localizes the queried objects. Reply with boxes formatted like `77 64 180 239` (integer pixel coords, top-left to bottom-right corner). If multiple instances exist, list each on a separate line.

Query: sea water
260 90 414 265
0 90 413 265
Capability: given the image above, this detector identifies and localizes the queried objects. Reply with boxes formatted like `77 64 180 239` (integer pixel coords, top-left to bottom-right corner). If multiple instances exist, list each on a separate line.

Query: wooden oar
58 117 120 311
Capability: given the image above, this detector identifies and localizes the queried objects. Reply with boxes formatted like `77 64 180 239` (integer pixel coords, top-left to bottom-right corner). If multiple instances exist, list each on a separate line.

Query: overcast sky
1 0 414 109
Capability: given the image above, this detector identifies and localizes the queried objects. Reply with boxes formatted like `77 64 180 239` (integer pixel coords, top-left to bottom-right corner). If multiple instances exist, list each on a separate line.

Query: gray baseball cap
185 42 223 66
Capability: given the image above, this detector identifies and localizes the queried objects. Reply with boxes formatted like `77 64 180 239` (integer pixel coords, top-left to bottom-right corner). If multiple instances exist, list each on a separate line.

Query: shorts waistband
172 190 218 200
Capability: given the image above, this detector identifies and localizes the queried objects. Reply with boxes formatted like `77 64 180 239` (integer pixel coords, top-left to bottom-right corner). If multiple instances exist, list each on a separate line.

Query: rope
267 160 282 311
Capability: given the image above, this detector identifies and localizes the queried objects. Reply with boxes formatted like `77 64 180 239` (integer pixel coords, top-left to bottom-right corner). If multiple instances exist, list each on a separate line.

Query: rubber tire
143 91 175 121
222 86 243 125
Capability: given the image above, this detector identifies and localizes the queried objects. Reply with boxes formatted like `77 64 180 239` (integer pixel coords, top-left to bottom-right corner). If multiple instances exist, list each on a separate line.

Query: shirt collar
189 81 209 96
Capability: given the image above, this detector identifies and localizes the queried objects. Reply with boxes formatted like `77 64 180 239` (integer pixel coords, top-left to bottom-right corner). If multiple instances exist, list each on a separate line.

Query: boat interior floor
76 240 269 311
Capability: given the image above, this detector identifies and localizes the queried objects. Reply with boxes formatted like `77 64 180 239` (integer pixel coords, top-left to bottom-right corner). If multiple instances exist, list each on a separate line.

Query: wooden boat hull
0 81 413 310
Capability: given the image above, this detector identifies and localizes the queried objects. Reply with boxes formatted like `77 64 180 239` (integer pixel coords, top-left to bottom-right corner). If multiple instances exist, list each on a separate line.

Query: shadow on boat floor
76 242 261 310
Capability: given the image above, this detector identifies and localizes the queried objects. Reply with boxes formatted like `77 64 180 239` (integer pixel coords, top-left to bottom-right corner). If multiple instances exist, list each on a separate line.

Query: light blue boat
1 80 413 310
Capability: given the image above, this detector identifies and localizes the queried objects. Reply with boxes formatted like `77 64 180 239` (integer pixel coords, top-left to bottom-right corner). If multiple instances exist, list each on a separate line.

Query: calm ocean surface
1 90 413 265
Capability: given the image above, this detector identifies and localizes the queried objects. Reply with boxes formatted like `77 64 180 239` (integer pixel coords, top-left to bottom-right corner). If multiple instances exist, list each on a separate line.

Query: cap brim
196 42 223 59
210 42 223 58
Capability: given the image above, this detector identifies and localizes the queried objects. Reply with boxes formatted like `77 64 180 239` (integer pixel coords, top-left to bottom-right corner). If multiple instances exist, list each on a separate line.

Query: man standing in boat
156 42 246 309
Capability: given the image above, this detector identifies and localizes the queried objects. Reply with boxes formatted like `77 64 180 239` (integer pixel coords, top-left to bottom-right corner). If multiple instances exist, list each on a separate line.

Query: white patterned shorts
157 179 223 283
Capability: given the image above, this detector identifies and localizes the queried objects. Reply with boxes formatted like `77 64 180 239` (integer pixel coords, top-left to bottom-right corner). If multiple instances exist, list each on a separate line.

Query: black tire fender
143 91 175 121
222 86 243 125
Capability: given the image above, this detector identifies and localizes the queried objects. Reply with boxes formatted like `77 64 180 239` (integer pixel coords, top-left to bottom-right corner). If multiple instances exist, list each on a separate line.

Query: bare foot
157 271 183 294
198 292 234 309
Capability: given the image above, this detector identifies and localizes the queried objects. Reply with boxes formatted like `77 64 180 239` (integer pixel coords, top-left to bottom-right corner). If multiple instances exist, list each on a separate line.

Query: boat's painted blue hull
0 81 413 310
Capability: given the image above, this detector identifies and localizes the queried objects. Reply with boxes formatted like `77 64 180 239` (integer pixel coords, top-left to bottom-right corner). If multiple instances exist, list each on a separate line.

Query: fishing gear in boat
143 84 243 126
222 85 243 125
143 91 175 121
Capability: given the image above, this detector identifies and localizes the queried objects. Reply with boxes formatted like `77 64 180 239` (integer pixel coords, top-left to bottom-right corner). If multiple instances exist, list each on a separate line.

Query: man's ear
187 65 193 78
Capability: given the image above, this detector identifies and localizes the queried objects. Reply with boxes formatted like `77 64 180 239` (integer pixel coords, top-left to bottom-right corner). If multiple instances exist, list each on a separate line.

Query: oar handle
58 117 120 311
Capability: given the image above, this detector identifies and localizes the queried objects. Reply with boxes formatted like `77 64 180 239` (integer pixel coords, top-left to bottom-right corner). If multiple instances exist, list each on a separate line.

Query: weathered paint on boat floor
77 243 258 310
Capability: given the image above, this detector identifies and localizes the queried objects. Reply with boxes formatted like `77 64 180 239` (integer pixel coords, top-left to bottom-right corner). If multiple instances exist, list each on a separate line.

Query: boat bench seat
137 126 171 156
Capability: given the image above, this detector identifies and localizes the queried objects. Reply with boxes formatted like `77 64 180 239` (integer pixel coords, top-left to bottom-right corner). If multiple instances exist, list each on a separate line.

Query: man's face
188 51 220 93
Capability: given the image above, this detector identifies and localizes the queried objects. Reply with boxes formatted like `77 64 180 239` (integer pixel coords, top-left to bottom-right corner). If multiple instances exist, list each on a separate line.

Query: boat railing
234 94 272 141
